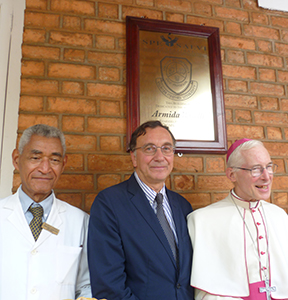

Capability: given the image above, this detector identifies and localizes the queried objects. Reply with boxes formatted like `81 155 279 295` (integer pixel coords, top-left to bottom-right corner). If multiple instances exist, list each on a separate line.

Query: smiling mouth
256 185 269 189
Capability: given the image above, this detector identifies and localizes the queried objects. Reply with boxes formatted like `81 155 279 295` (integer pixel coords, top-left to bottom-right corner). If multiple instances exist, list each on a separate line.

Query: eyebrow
31 149 63 157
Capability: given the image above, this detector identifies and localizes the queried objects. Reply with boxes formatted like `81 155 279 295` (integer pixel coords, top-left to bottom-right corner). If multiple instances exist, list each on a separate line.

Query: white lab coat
0 189 91 300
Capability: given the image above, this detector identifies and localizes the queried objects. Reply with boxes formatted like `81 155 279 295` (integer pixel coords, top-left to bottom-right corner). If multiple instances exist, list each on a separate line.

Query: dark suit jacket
88 174 194 300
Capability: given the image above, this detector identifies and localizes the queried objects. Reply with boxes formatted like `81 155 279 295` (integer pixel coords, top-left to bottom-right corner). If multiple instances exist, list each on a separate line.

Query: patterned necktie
155 193 178 264
28 205 43 241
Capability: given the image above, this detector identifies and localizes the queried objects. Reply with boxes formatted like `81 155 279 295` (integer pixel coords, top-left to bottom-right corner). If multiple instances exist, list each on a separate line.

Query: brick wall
15 0 288 212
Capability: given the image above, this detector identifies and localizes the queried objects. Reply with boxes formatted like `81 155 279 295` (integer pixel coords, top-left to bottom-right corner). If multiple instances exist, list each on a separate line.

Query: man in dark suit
88 120 194 300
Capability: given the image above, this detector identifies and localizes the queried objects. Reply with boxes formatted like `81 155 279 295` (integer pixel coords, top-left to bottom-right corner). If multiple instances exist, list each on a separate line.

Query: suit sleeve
88 191 140 300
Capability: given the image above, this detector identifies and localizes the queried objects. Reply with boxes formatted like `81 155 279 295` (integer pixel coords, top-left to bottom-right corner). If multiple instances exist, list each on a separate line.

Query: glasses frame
232 163 278 177
133 144 175 156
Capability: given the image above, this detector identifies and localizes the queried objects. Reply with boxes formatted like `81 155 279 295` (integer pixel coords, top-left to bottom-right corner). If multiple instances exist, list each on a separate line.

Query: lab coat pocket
56 245 82 284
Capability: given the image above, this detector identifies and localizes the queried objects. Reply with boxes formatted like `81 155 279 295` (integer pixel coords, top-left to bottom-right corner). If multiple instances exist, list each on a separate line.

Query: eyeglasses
133 144 175 156
232 163 278 177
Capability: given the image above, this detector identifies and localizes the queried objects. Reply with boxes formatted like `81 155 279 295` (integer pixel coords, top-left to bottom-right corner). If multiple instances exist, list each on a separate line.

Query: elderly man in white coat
188 138 288 300
0 124 91 300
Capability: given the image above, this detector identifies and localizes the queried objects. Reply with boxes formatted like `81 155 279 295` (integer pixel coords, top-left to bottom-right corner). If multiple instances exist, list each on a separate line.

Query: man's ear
12 149 20 171
130 151 137 168
226 167 237 183
61 155 68 173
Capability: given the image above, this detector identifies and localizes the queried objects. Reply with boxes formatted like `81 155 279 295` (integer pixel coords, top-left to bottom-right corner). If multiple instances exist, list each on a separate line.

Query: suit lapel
127 175 177 268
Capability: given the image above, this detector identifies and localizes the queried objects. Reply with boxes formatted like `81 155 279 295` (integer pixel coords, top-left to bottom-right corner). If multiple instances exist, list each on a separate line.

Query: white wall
258 0 288 11
0 0 25 198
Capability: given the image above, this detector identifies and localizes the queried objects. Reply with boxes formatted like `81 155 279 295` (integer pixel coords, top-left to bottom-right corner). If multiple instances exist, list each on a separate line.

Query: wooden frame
126 16 227 154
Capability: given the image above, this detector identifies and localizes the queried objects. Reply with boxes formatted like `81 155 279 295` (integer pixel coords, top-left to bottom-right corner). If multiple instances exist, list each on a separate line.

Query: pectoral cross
259 278 276 300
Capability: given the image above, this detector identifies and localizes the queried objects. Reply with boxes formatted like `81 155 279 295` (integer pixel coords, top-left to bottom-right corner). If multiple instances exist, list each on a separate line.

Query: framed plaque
126 16 227 154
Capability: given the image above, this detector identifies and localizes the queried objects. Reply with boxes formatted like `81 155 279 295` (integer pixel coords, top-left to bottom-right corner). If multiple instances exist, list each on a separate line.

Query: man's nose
38 158 51 173
153 147 165 160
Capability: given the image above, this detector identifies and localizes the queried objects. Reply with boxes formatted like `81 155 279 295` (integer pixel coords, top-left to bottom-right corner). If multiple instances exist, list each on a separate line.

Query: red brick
85 193 97 212
235 110 252 123
96 36 116 50
99 100 121 116
194 2 212 16
23 29 46 43
264 142 288 157
228 80 247 92
87 83 125 98
227 50 245 64
88 154 133 171
62 116 84 132
63 16 81 30
100 136 121 151
136 0 154 6
55 174 94 190
88 52 125 66
215 7 248 21
244 25 279 40
51 0 95 15
206 157 225 173
186 16 224 30
173 156 203 172
197 175 232 190
84 19 125 35
22 60 45 76
98 3 119 19
275 43 288 56
21 79 59 94
62 81 84 95
267 127 282 140
223 65 256 79
221 36 255 50
64 49 85 62
19 96 44 112
282 31 288 43
226 22 241 35
49 31 93 47
65 135 97 151
278 71 288 83
254 112 288 125
273 193 288 206
257 40 272 53
174 175 194 191
281 99 288 111
225 94 257 108
99 67 120 81
26 0 47 10
247 53 283 67
181 193 211 209
55 193 82 208
259 68 276 82
271 16 288 28
156 0 191 12
25 12 60 28
225 0 240 7
22 45 60 60
97 174 121 190
251 12 268 25
87 117 125 134
47 97 96 114
48 63 95 79
260 97 279 111
273 159 285 173
272 176 288 190
65 154 84 171
225 109 233 123
227 124 264 139
166 13 184 23
250 83 284 96
243 0 258 10
18 114 58 130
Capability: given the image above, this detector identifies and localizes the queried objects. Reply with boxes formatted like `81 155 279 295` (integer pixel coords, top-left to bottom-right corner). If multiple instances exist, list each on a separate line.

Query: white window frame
0 0 25 198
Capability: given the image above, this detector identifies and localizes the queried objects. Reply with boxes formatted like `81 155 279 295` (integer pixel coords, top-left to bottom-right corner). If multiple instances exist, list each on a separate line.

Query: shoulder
262 200 288 218
54 197 89 221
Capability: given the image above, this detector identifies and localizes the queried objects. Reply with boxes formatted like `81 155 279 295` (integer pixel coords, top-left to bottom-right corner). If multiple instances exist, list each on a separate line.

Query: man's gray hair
227 139 264 168
18 124 66 155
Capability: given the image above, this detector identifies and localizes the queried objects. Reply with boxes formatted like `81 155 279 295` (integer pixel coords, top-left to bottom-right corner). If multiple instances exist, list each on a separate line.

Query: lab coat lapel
5 192 35 244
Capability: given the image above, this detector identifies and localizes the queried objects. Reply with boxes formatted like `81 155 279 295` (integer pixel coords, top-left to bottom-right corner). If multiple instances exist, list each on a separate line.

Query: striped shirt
134 172 178 244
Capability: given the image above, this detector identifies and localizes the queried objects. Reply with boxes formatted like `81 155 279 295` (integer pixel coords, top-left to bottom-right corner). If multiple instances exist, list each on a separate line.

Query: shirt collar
19 185 54 220
231 189 261 210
